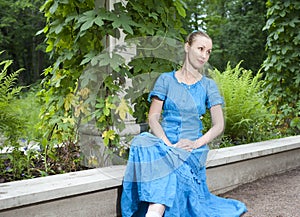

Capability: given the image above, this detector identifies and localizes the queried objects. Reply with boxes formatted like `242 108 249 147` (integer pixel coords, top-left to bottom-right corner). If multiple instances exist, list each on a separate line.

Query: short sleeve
147 73 168 102
206 78 224 109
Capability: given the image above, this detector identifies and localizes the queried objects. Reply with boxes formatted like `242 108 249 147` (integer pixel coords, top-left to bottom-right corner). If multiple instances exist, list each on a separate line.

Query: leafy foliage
37 0 187 161
206 62 278 145
186 0 267 73
0 52 24 137
0 53 84 182
262 0 300 135
0 0 49 85
0 54 34 181
0 139 84 183
3 0 297 182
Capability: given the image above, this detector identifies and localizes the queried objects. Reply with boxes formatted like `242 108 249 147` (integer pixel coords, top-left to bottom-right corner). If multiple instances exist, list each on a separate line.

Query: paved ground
221 166 300 217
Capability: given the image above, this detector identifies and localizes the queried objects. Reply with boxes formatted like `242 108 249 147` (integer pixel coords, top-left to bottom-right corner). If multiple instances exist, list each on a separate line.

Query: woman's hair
186 30 211 46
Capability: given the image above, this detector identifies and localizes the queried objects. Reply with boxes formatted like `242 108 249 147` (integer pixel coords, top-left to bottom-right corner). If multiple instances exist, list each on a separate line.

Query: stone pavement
221 166 300 217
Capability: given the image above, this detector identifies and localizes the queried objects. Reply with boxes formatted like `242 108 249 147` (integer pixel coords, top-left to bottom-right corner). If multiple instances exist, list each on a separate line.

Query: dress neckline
172 70 204 89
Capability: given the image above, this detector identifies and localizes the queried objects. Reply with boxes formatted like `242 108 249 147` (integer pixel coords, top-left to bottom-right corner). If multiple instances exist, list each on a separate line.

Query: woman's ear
184 43 189 53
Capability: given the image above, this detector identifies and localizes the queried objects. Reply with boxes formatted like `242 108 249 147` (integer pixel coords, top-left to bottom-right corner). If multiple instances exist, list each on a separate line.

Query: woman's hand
174 139 196 152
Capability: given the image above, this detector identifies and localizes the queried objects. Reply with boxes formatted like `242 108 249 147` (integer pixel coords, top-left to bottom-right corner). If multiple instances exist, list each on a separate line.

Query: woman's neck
177 65 202 85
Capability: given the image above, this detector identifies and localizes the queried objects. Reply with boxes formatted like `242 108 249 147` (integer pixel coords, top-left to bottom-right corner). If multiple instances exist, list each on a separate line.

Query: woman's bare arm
148 97 173 146
194 104 224 148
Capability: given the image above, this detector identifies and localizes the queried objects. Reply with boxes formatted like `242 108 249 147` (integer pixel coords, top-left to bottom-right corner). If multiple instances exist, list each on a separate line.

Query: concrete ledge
0 166 125 211
206 135 300 167
206 136 300 194
0 135 299 217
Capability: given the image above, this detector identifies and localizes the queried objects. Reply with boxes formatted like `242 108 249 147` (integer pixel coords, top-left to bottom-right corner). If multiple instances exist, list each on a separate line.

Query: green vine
263 0 300 135
38 0 187 160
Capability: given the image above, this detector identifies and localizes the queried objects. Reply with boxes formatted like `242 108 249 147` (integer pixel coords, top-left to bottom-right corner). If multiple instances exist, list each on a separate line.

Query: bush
263 1 300 136
0 53 24 142
206 62 279 146
0 53 29 181
0 54 84 183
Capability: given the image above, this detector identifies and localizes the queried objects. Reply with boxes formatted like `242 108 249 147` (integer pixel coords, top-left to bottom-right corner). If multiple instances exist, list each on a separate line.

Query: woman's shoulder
148 71 175 101
158 71 174 79
201 75 218 87
201 75 214 82
155 71 175 83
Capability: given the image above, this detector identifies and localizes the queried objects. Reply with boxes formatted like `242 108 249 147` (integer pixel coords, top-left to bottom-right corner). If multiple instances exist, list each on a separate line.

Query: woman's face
185 35 212 70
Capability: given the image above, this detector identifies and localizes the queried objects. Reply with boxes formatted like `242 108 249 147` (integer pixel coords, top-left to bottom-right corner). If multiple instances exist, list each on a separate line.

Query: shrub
0 52 24 142
263 1 300 136
0 54 84 182
0 53 29 181
206 62 278 146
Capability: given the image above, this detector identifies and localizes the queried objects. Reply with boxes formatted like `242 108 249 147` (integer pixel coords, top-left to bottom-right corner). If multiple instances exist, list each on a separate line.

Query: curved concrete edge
0 135 299 216
206 135 300 167
0 165 126 210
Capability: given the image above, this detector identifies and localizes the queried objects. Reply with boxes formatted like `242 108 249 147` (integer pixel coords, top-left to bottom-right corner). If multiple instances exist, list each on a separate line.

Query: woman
121 30 247 217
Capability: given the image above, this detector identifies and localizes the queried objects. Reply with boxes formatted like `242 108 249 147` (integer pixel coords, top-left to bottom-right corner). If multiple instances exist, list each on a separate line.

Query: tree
185 0 267 73
263 0 300 135
0 0 49 85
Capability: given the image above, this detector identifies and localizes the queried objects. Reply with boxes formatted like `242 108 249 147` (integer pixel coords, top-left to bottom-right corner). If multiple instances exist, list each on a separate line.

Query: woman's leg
146 203 165 217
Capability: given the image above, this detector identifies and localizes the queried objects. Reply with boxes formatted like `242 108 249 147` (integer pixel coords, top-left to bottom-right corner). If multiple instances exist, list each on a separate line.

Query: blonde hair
186 30 211 46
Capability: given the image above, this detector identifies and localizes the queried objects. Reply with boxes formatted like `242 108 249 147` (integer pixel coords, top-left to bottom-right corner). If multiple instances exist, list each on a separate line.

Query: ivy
38 0 187 158
263 0 300 135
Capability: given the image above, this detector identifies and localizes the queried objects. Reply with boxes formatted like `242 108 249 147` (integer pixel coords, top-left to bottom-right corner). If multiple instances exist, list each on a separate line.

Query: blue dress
121 71 247 217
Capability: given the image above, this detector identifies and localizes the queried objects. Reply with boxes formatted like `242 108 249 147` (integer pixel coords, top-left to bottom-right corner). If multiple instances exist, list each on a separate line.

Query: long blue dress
121 70 247 217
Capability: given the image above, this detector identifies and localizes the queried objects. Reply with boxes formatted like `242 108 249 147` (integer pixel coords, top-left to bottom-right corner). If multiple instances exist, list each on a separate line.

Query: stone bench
0 135 299 217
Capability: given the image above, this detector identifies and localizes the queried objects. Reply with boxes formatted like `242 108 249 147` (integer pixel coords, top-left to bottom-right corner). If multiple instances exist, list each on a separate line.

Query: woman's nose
200 51 208 59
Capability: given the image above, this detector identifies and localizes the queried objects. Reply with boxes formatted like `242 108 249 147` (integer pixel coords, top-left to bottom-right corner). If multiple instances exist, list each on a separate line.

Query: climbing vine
38 0 187 162
263 0 300 135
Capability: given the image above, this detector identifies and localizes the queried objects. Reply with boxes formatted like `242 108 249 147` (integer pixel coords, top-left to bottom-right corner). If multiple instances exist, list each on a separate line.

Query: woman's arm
148 97 173 146
194 104 224 148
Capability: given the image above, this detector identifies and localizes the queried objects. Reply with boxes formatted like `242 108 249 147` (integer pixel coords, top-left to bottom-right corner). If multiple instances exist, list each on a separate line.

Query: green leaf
54 24 64 34
94 17 104 27
174 0 186 18
98 53 110 67
109 53 125 71
149 12 158 20
80 51 97 65
49 1 58 14
112 14 134 35
91 56 99 66
80 18 94 31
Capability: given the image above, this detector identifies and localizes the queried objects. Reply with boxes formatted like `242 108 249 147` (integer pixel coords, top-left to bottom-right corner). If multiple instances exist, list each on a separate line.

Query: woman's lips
198 59 205 64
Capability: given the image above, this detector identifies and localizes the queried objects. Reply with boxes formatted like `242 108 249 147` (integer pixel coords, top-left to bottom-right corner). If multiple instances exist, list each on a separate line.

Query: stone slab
0 166 125 210
207 147 300 195
206 135 300 167
0 136 299 216
0 188 122 217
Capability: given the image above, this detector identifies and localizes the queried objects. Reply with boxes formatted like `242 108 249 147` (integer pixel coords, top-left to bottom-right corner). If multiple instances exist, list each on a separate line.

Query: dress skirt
121 132 247 217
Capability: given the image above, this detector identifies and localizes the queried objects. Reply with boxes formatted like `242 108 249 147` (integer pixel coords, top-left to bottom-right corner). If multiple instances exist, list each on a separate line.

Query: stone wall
0 136 299 217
